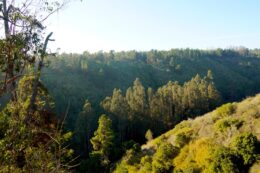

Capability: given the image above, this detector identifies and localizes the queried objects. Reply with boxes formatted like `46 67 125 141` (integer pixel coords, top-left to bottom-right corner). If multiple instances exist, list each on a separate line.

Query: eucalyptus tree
0 0 68 102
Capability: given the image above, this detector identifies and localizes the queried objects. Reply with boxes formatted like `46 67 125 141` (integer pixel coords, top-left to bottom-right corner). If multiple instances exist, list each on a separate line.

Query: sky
46 0 260 53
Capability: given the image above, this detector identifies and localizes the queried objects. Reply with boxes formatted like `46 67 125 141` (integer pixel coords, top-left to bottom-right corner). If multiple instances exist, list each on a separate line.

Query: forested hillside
1 47 260 172
42 48 260 131
1 0 260 172
114 93 260 173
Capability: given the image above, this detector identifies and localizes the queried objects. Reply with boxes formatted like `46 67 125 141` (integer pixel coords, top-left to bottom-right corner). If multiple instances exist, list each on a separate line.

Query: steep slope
114 94 260 173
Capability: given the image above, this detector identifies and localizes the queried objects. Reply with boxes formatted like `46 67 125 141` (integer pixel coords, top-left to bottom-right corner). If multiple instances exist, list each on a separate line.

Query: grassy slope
144 93 260 149
116 93 260 173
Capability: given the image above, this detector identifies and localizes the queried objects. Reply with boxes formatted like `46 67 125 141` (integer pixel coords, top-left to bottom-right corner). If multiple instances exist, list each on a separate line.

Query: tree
101 89 130 143
0 1 75 171
0 0 67 101
0 76 74 172
75 100 95 157
126 78 147 115
90 114 115 168
145 129 153 142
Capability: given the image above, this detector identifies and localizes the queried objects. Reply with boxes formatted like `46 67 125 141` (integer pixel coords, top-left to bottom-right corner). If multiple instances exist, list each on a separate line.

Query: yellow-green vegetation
113 94 260 173
0 77 74 172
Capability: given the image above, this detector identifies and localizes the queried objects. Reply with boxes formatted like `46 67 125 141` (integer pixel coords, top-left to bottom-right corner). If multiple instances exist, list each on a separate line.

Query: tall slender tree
90 114 115 169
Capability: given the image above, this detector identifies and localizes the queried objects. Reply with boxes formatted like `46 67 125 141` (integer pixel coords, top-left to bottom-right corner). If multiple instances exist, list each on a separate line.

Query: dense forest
0 0 260 172
42 48 260 131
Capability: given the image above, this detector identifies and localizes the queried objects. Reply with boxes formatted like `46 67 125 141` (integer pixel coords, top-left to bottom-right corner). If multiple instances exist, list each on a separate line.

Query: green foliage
231 133 258 165
139 156 152 173
101 88 130 142
174 127 193 147
174 166 201 173
152 142 178 173
173 138 216 172
213 103 236 120
90 114 115 168
123 144 142 165
113 143 142 173
114 94 260 173
145 129 153 142
0 76 74 172
42 48 260 132
207 147 242 173
100 73 221 145
214 117 243 132
0 0 65 102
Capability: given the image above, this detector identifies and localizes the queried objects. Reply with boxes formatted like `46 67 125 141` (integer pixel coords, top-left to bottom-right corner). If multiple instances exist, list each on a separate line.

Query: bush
213 103 236 120
214 117 243 132
123 144 142 165
207 147 242 173
152 142 178 173
173 138 216 172
174 127 193 147
193 138 217 168
139 156 152 173
231 133 258 165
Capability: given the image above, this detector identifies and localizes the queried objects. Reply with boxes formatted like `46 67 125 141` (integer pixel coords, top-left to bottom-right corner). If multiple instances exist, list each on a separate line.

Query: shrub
213 103 236 120
193 138 217 168
173 145 190 170
231 133 258 165
139 156 152 173
124 144 142 165
214 117 243 132
207 147 242 173
152 142 178 173
173 138 216 172
174 127 193 147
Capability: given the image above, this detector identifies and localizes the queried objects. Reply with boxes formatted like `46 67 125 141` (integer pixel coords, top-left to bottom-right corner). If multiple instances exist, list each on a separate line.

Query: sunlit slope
114 94 260 173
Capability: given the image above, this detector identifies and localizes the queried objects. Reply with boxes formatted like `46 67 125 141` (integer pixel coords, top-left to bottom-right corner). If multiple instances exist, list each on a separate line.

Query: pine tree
90 114 115 168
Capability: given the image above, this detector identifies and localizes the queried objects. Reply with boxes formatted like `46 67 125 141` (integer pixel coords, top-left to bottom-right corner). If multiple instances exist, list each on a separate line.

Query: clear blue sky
47 0 260 53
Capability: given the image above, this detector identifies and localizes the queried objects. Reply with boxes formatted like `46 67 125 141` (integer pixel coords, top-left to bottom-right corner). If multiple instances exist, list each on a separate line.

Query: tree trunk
2 0 17 101
27 32 53 122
